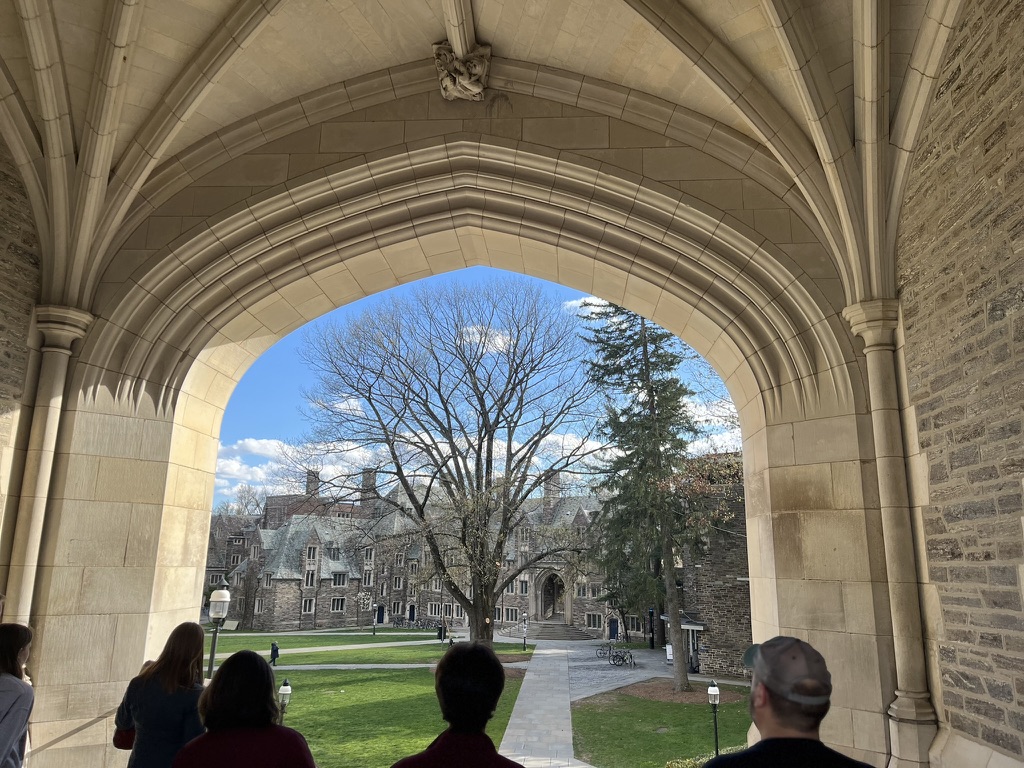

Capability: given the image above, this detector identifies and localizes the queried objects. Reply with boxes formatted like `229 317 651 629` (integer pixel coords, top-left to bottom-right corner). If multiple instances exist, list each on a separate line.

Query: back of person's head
141 621 204 693
435 642 505 733
199 650 280 731
744 636 832 732
0 624 32 679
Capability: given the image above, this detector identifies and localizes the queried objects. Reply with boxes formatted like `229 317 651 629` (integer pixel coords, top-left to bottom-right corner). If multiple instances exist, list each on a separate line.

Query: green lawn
271 642 534 666
205 631 436 656
281 668 522 768
572 687 751 768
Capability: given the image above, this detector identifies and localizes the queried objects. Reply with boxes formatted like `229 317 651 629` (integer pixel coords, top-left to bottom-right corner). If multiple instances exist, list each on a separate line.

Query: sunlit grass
204 630 436 657
572 686 751 768
271 642 533 666
282 668 522 768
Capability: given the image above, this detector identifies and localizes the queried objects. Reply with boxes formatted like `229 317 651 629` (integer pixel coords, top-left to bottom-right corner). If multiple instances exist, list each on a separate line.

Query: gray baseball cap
743 636 832 706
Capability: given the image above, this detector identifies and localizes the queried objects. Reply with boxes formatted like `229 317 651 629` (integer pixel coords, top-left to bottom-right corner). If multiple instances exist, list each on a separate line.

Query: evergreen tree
582 300 709 692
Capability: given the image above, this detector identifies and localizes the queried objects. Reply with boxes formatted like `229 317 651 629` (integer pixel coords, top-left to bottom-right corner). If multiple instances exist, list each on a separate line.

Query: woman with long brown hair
114 622 205 768
0 624 33 767
172 650 315 767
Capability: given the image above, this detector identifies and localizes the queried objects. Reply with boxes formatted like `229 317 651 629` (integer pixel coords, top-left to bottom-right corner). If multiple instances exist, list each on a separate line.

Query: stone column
843 299 937 768
5 306 93 625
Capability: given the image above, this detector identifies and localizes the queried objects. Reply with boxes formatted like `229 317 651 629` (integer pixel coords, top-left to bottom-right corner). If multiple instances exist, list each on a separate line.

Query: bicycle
610 649 634 667
596 642 614 659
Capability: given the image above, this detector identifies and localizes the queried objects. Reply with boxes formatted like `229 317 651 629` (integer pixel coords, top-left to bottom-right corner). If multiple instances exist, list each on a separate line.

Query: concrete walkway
499 639 748 768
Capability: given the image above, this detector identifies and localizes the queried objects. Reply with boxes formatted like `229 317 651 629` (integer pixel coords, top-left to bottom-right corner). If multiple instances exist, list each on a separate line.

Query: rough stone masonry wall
696 496 750 679
896 0 1024 758
0 135 40 577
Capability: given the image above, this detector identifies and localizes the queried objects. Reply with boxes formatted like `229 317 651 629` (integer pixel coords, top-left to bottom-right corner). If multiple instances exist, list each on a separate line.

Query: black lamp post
372 603 377 635
523 618 528 651
206 576 231 680
648 607 655 650
708 680 721 756
279 678 292 724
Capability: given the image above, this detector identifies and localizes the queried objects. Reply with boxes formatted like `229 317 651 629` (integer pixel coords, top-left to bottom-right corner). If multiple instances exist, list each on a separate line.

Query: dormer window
307 546 318 561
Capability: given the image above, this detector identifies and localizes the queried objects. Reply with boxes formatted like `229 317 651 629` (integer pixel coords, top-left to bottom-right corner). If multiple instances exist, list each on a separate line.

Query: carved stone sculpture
433 42 490 102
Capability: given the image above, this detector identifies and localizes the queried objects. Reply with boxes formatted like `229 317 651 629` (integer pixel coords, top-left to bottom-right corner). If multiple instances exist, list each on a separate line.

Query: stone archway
540 574 567 623
21 133 900 766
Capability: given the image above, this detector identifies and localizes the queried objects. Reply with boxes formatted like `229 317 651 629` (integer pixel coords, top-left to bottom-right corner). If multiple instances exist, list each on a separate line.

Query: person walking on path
0 624 34 768
172 650 315 768
704 636 872 768
391 642 523 768
114 622 205 768
270 641 279 666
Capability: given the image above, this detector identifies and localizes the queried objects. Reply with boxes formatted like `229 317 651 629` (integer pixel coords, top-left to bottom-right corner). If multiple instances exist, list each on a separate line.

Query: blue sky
213 267 740 509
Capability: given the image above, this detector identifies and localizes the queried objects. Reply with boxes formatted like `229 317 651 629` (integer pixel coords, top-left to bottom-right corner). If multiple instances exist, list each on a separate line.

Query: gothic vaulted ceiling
0 0 963 308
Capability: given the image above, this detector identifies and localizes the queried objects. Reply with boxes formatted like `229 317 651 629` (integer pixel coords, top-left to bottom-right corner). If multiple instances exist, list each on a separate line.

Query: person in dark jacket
0 624 33 768
391 642 522 768
115 622 205 768
269 641 279 666
704 636 872 768
172 650 315 768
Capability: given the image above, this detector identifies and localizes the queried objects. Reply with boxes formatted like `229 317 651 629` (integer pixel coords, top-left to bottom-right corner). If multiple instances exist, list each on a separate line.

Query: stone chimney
361 468 377 506
543 471 561 513
306 469 320 497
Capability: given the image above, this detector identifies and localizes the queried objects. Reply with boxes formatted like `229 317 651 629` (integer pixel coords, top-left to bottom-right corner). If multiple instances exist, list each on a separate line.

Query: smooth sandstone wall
897 0 1024 764
0 136 40 591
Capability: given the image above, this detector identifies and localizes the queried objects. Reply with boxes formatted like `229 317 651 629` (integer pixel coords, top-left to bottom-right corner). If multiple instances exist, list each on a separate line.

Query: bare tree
299 277 604 642
214 484 266 516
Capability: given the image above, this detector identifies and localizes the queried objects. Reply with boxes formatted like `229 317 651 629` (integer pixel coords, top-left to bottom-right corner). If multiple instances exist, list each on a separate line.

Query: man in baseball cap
704 636 872 767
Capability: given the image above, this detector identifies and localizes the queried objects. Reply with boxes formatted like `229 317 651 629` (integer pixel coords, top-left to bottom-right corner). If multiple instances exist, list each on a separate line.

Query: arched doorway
541 574 566 622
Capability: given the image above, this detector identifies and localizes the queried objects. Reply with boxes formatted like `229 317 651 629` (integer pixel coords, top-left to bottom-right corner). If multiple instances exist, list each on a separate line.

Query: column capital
34 305 93 351
842 299 900 349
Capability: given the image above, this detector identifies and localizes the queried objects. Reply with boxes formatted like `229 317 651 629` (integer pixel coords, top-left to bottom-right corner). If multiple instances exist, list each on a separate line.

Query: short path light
279 678 292 724
708 680 721 756
206 576 231 680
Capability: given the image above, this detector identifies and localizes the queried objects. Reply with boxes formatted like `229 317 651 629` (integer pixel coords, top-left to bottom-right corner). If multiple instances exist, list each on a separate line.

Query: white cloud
685 396 738 430
219 438 289 460
562 296 604 315
689 427 742 455
330 398 363 414
459 325 510 353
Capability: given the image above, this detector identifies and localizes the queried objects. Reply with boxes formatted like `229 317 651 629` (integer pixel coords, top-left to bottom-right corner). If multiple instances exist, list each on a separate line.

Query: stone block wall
0 136 39 584
896 0 1024 760
696 497 750 679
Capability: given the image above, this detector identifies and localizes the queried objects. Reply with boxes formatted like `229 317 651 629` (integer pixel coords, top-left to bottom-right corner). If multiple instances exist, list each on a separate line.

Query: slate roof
258 517 364 580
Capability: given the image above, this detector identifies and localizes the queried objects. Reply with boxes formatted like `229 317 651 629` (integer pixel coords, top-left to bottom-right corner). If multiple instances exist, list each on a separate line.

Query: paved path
499 639 747 768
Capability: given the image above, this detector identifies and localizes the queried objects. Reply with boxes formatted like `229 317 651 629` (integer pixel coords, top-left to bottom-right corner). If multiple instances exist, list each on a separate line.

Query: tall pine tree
582 300 703 692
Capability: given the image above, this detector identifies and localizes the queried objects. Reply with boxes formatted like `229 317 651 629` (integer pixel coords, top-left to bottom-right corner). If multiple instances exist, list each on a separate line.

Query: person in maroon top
391 642 522 768
172 650 315 768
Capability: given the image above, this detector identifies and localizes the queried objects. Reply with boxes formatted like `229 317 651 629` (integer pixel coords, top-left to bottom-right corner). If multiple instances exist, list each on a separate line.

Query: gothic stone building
207 476 751 678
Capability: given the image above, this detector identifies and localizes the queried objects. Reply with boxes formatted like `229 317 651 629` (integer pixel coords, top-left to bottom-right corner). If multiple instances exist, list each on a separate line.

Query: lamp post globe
206 576 231 680
278 679 292 724
708 680 721 756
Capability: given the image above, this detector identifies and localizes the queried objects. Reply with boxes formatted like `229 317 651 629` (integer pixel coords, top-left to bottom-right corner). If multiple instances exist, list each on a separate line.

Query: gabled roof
259 517 363 580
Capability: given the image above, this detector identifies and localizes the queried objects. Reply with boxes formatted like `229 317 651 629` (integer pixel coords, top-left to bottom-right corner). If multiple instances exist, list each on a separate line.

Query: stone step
499 621 599 642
